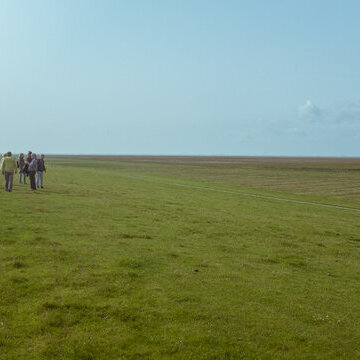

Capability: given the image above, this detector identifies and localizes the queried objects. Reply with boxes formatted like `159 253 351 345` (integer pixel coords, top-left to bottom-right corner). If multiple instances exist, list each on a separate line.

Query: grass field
1 156 360 359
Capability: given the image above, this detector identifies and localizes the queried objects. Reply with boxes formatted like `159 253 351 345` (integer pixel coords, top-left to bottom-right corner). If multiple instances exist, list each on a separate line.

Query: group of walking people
1 151 46 192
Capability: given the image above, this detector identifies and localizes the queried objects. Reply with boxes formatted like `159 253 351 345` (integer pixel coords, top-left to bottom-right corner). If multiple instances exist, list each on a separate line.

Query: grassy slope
1 158 360 359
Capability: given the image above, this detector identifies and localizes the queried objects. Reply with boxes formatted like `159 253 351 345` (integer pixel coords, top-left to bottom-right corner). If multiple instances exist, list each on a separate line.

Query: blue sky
1 0 360 156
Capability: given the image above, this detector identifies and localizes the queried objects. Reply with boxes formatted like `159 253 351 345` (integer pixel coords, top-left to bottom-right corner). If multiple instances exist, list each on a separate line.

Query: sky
1 0 360 156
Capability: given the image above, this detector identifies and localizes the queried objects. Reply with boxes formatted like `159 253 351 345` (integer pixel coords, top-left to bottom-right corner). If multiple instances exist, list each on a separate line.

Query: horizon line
41 153 360 159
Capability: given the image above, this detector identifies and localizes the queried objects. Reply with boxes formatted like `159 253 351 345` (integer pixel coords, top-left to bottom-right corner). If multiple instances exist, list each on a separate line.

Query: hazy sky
1 0 360 156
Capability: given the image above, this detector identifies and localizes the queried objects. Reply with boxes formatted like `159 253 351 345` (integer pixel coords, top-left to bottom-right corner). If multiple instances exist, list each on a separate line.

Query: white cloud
298 100 322 120
297 100 360 127
292 99 360 143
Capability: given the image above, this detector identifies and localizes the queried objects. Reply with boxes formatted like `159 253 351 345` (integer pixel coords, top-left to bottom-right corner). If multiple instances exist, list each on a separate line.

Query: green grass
1 156 360 359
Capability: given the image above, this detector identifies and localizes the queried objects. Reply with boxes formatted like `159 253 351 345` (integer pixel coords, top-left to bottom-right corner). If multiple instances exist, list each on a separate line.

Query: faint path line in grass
120 174 360 213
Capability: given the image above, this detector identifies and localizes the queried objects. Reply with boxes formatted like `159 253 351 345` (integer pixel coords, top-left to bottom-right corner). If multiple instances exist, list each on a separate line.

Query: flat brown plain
55 155 360 170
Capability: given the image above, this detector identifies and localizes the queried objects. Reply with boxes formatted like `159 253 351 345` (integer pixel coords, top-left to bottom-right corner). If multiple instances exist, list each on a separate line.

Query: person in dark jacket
26 151 32 163
28 153 38 191
23 161 30 178
36 154 46 188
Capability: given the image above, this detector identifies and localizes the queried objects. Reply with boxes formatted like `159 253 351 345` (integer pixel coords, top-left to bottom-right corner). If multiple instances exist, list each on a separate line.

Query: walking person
36 154 46 188
1 152 18 192
18 153 27 184
28 153 38 191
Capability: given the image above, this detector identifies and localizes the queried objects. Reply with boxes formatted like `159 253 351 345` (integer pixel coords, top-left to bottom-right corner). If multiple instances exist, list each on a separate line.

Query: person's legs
19 172 22 184
29 172 36 190
8 173 13 192
23 173 27 184
39 171 44 188
4 172 10 191
37 171 44 188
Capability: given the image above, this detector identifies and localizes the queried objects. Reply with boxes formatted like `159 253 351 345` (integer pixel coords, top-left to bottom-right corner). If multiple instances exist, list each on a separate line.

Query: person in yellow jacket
1 152 18 192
